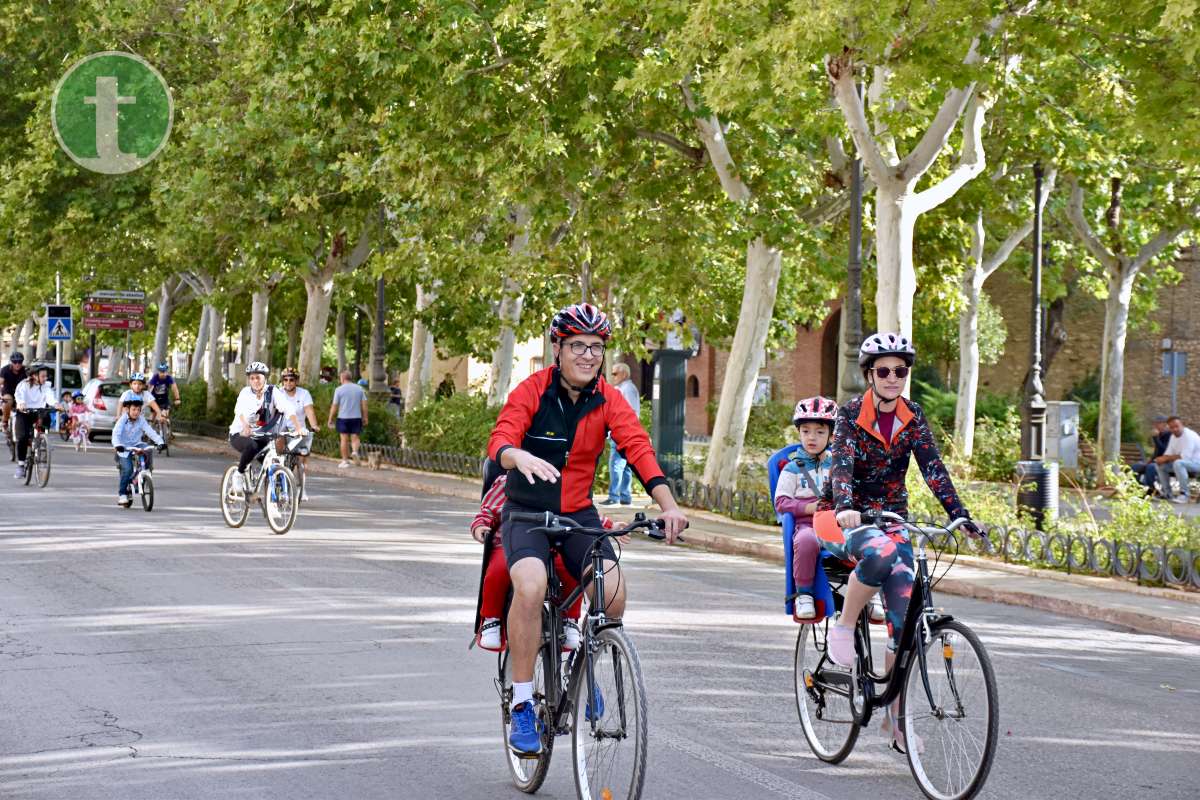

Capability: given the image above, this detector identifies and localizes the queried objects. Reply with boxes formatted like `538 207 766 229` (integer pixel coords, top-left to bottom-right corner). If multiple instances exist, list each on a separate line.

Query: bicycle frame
810 517 964 727
498 514 664 739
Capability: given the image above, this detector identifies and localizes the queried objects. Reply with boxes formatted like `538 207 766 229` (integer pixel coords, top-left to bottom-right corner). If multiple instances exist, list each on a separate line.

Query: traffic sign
48 318 73 340
47 304 73 341
83 300 145 315
89 290 145 301
83 317 145 331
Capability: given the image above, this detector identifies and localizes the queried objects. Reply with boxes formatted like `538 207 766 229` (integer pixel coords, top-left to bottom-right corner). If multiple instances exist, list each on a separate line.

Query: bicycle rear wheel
160 420 172 456
220 465 250 528
571 625 648 800
140 471 155 512
263 465 298 534
34 438 50 487
501 645 554 793
902 619 999 800
795 622 860 763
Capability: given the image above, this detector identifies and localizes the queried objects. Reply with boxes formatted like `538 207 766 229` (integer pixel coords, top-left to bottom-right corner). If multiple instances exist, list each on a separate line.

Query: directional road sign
83 300 145 315
47 304 73 341
89 290 145 301
83 317 145 331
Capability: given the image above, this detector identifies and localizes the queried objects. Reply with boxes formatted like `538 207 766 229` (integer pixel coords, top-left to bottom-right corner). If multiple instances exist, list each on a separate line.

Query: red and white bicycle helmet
857 332 916 367
792 396 838 427
549 302 612 342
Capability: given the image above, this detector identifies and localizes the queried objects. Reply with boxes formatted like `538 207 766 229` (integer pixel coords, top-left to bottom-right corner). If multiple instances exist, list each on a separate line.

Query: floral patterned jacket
818 391 969 522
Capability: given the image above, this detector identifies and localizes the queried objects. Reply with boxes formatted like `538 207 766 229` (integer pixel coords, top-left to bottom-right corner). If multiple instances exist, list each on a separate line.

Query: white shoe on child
480 618 502 649
794 594 817 619
564 620 582 650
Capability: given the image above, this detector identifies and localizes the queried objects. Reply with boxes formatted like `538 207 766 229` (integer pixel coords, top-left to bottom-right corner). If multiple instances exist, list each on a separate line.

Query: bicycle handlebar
844 511 975 539
508 511 686 542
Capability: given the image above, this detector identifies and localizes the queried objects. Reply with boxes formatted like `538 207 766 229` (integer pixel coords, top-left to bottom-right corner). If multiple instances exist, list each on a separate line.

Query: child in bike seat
773 397 837 619
471 471 614 652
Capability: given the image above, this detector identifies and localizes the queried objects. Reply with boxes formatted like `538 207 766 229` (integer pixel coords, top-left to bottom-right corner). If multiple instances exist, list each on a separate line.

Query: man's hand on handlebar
960 518 985 539
658 507 687 544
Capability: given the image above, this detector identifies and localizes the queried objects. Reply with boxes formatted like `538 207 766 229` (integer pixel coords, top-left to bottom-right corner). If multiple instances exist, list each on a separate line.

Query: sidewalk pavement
176 434 1200 642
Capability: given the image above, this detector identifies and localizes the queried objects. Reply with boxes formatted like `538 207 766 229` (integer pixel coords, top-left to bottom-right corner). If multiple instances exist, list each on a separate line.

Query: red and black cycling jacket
819 390 967 522
488 367 667 514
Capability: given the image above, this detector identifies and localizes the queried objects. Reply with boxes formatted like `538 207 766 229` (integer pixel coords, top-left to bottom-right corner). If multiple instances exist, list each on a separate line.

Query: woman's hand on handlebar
836 509 861 529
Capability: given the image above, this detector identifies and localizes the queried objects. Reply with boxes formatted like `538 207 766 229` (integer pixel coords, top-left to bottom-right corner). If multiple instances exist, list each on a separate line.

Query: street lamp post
1022 163 1048 461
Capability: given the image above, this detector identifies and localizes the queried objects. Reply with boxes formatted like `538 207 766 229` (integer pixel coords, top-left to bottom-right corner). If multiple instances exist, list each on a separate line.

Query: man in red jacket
488 302 688 753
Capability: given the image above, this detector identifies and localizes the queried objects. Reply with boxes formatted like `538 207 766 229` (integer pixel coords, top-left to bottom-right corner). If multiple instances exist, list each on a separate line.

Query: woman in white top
228 362 305 487
278 366 319 500
13 365 57 476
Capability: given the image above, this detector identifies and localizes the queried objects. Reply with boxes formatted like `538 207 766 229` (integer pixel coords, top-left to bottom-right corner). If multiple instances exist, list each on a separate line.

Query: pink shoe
826 624 855 667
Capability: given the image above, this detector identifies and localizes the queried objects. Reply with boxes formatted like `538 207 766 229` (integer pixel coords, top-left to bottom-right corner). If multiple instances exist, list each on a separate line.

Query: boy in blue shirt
112 397 164 507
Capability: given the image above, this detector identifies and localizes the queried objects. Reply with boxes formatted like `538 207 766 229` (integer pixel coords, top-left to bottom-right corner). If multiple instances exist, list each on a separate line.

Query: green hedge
400 392 499 456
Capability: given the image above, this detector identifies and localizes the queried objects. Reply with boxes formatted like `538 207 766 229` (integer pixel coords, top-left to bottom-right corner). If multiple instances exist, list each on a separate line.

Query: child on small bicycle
69 390 91 451
472 472 617 652
112 397 164 507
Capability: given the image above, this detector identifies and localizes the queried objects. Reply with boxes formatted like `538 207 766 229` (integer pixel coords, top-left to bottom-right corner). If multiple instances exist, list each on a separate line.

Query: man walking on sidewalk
1154 415 1200 503
328 370 368 468
600 362 640 506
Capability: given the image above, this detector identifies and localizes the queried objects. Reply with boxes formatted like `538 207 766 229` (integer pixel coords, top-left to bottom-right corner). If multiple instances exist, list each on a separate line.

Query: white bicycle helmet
792 396 838 427
245 361 269 376
858 332 916 368
129 372 146 382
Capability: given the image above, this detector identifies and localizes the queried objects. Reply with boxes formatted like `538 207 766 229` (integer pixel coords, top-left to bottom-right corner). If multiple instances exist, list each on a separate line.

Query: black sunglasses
873 366 910 380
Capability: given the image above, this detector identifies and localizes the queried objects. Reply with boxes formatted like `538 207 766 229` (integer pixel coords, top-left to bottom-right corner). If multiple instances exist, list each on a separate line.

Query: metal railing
170 419 1199 589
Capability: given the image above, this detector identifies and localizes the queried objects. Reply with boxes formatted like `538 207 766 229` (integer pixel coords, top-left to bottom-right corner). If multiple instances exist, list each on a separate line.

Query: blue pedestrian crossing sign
47 304 72 341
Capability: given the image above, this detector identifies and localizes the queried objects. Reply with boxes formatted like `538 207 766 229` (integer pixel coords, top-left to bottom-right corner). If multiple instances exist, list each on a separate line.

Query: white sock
512 681 534 710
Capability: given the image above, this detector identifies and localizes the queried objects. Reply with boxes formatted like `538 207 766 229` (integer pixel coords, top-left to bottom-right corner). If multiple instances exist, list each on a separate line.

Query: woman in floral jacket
819 332 981 751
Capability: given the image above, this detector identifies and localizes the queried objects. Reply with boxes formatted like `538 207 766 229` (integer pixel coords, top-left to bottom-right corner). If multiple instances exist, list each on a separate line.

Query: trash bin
1016 460 1058 530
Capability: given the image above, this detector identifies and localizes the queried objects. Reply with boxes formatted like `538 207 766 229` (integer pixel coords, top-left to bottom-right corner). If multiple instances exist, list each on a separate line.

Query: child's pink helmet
792 396 838 427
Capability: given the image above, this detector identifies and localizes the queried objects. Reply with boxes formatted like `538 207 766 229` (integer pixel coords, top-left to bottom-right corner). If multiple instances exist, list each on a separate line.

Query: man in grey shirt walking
327 370 369 468
600 362 641 506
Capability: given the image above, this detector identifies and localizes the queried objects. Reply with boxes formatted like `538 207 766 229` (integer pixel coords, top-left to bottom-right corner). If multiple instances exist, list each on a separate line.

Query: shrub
969 411 1022 482
174 379 238 426
400 392 498 456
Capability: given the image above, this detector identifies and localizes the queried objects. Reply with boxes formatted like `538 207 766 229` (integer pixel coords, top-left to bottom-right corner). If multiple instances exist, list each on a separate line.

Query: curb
172 435 1200 641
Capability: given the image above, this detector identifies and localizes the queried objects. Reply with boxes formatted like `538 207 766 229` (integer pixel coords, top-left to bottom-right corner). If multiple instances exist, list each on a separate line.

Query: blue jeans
1155 459 1200 499
607 439 632 503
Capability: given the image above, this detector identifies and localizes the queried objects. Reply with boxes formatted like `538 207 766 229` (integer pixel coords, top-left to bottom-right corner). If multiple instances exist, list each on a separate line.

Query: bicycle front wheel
902 619 999 800
220 465 250 528
795 623 860 763
263 465 298 534
571 625 648 800
140 472 155 512
501 645 554 793
35 438 50 488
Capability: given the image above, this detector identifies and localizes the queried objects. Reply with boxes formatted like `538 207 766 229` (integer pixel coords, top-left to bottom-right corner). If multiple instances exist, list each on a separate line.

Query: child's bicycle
115 445 157 512
794 512 998 800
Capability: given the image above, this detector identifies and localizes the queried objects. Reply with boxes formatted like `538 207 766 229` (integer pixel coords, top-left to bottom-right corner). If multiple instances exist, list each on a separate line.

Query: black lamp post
1021 162 1047 461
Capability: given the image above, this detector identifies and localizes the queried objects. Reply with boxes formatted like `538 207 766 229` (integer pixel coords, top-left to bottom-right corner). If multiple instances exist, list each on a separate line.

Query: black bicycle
496 512 673 800
19 411 51 488
795 512 998 800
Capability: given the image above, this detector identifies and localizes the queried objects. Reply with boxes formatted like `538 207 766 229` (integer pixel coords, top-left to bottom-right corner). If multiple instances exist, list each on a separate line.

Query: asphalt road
0 442 1196 799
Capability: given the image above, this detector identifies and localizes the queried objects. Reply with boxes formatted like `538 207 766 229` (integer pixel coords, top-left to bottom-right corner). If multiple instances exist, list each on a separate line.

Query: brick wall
985 244 1200 429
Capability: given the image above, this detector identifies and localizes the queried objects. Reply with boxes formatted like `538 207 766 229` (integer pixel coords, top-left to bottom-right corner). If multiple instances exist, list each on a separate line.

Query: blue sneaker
509 702 543 754
585 684 605 722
